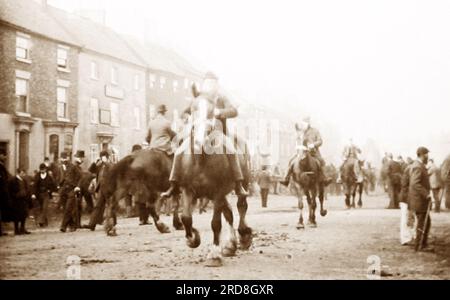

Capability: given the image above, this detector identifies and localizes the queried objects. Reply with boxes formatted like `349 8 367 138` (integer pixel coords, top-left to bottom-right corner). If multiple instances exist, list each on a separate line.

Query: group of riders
0 71 368 237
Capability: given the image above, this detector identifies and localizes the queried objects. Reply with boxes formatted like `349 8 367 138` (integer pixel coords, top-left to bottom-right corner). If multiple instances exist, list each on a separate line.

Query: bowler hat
74 150 85 158
157 104 167 113
99 150 109 158
39 163 47 171
416 147 429 156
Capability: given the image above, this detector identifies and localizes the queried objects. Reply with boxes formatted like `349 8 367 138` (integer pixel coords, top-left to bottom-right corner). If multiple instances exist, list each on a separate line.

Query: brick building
0 0 80 173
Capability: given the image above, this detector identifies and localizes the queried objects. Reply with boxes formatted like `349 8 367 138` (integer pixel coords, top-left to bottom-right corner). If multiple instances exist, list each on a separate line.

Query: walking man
386 154 402 209
31 163 56 228
257 166 272 208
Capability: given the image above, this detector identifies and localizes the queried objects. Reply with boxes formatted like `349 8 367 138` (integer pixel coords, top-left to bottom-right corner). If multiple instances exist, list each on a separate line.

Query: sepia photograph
0 0 450 285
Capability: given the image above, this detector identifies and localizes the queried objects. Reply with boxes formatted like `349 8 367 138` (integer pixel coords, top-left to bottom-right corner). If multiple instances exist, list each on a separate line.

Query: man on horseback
279 116 328 186
161 72 249 198
337 138 363 184
146 104 177 156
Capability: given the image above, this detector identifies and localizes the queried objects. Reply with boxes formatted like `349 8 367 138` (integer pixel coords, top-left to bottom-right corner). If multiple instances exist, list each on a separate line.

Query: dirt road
1 193 449 279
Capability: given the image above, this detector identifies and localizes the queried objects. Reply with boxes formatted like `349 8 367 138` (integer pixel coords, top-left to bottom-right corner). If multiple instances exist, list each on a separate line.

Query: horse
101 149 182 236
341 158 361 209
175 95 253 267
291 147 327 229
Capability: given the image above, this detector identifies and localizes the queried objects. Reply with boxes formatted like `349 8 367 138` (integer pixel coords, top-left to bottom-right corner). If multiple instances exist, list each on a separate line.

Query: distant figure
427 159 442 213
440 154 450 209
257 166 272 208
399 157 415 245
272 164 281 195
409 147 432 252
386 153 402 209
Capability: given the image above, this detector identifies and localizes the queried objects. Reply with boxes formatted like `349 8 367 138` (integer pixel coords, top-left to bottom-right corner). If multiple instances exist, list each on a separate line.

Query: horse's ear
192 83 200 98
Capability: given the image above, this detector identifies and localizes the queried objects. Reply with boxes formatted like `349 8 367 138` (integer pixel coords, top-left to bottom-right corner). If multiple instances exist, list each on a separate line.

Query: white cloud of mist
49 0 450 163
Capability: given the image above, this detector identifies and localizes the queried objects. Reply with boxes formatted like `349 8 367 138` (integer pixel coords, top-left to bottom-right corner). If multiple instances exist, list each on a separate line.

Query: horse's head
190 95 217 153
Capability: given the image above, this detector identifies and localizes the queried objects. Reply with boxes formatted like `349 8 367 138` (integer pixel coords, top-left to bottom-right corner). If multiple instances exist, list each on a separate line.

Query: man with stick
408 147 432 252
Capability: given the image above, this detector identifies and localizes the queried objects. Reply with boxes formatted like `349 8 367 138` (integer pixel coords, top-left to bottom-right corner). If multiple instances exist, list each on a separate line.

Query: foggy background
47 0 450 165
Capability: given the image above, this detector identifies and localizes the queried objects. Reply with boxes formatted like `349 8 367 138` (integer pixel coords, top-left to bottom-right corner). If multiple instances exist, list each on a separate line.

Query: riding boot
279 165 293 186
161 181 180 198
235 181 249 196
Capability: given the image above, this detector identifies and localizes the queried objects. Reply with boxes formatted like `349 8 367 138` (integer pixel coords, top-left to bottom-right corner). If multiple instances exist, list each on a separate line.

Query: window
134 74 139 90
110 102 119 127
111 67 118 85
100 109 111 124
15 78 28 113
57 87 67 118
149 74 156 89
89 144 99 164
57 46 68 69
90 61 98 79
184 78 189 89
90 98 99 124
160 76 166 89
134 107 140 130
173 80 178 93
16 34 30 60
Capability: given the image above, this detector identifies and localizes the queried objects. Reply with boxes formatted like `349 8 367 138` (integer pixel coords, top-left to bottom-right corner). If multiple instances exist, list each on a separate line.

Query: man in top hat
31 163 56 228
409 147 432 251
161 71 249 198
146 104 177 156
279 116 328 186
60 150 85 232
84 150 112 231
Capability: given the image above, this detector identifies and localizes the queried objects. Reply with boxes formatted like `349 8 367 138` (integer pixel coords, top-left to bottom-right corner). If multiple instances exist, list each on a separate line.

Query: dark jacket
400 164 413 204
387 160 403 186
62 162 83 192
0 162 12 221
33 172 56 197
8 175 32 221
408 160 431 212
88 161 111 192
146 114 177 155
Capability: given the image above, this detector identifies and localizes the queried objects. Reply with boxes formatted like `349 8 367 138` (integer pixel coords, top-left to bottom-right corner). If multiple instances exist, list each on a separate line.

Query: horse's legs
309 190 317 227
104 191 117 236
172 194 183 230
358 183 363 208
318 183 328 217
351 184 356 208
206 198 224 267
222 198 238 257
148 192 170 234
181 189 201 248
237 195 253 249
295 183 305 229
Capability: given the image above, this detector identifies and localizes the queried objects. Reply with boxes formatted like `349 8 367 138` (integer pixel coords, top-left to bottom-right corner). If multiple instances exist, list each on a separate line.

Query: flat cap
416 147 429 156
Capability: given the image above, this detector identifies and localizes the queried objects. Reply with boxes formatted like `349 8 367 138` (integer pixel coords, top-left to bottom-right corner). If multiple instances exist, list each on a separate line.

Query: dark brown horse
291 148 327 229
101 149 182 236
176 95 252 267
341 158 362 209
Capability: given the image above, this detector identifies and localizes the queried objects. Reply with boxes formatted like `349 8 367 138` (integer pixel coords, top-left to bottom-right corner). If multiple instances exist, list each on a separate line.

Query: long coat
408 160 431 213
387 160 403 186
146 114 177 155
8 176 32 221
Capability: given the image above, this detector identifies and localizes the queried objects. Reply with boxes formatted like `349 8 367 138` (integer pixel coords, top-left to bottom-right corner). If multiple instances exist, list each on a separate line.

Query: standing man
386 153 402 209
0 150 11 236
31 164 56 228
280 116 328 186
257 166 272 208
428 159 442 213
8 169 32 235
84 150 112 231
60 151 85 232
56 152 70 210
399 157 415 245
409 147 432 251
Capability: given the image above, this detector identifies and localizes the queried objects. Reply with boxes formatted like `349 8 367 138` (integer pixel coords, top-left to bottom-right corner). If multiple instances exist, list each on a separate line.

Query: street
1 192 449 280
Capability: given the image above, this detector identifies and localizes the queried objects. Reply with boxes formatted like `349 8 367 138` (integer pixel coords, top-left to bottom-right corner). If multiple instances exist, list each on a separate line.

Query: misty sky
48 0 450 162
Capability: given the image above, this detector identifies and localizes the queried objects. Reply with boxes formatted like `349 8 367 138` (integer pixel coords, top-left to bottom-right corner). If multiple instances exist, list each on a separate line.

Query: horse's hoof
296 222 305 229
205 257 223 267
238 227 253 250
320 209 328 217
107 230 117 237
307 221 317 228
222 240 237 257
186 228 201 248
173 219 184 231
156 222 171 234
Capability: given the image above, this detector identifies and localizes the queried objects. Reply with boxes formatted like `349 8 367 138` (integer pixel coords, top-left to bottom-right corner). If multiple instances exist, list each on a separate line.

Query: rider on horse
279 116 328 186
146 104 177 156
161 71 249 198
337 138 363 183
